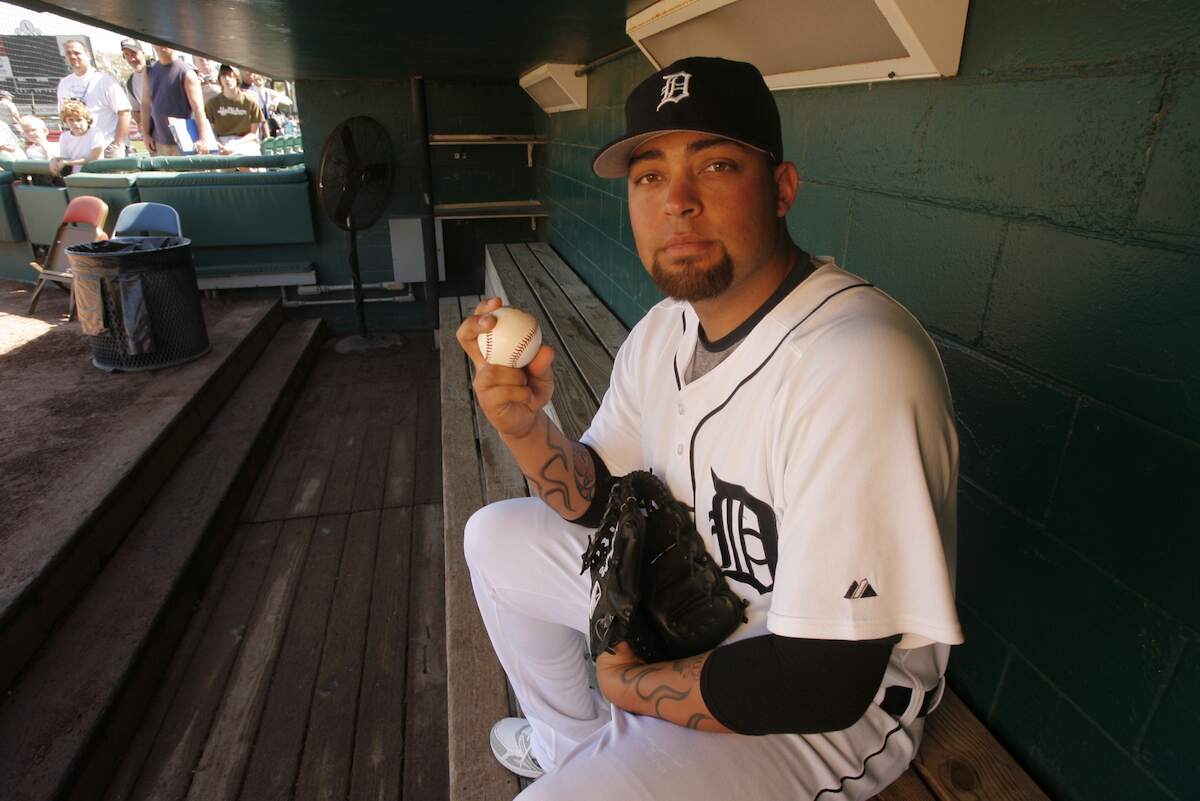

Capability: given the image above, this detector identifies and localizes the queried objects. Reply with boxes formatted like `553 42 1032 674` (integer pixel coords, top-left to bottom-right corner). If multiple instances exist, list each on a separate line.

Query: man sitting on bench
456 57 962 801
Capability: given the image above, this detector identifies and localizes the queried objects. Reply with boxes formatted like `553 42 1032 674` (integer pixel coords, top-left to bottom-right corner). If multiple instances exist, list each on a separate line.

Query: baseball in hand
478 306 542 369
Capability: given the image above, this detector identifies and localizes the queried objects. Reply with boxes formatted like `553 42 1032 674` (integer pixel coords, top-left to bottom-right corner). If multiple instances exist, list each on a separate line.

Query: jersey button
676 444 684 455
677 403 685 414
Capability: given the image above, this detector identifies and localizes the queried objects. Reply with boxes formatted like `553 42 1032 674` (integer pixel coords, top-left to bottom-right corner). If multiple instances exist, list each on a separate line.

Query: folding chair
27 195 109 317
113 202 182 238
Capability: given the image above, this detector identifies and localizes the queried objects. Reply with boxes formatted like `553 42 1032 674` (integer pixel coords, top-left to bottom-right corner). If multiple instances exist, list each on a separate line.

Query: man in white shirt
56 38 131 157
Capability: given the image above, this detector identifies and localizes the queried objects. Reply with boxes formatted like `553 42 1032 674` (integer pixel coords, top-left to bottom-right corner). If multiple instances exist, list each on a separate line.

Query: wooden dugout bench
439 242 1049 801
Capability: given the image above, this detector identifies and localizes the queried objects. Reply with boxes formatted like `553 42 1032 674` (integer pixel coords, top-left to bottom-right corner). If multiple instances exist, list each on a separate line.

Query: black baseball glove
581 470 747 663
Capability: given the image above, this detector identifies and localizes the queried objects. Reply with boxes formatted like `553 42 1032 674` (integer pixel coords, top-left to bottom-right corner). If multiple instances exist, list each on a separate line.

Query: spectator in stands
205 65 265 156
50 100 104 177
20 116 53 160
56 38 131 158
193 56 222 103
144 44 217 155
0 116 21 158
240 71 270 118
0 90 23 146
120 39 150 120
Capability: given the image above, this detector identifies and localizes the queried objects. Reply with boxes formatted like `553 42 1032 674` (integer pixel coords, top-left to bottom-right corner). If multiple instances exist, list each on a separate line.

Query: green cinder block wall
532 2 1200 800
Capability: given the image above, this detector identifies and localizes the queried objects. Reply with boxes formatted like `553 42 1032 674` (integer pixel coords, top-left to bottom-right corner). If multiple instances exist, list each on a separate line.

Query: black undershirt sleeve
700 633 898 735
566 443 616 528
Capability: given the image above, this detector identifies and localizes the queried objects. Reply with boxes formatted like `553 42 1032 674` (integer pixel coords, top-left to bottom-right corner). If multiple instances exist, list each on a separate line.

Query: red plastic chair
27 195 109 318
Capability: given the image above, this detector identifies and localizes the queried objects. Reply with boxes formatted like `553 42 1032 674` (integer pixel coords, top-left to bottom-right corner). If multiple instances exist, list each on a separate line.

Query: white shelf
428 134 547 166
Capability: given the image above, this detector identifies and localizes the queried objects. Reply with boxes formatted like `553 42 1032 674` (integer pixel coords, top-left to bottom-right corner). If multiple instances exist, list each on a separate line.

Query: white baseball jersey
581 260 964 696
57 69 131 145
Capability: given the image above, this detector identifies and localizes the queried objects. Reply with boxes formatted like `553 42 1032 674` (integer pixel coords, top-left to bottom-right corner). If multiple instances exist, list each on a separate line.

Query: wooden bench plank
184 517 316 801
348 506 414 801
439 297 522 801
292 510 381 801
485 244 597 441
875 768 939 801
506 244 615 406
404 504 450 801
235 515 348 801
915 689 1052 801
527 241 628 358
460 296 533 506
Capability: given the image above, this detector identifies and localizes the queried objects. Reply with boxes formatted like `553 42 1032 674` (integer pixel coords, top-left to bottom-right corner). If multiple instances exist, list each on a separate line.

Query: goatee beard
650 253 734 302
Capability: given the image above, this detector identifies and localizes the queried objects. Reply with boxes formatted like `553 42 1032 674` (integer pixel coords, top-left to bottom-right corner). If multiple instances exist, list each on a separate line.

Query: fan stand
333 189 405 354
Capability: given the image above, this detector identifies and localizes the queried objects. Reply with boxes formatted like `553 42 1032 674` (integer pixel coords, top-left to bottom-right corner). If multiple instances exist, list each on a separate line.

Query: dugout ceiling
15 0 660 80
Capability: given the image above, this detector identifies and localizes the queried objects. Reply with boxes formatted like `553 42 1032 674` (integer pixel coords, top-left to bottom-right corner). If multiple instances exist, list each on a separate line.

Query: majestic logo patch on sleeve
844 579 878 599
708 470 777 593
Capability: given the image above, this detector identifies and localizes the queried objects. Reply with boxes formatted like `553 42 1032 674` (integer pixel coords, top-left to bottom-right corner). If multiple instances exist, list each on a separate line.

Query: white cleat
490 717 545 779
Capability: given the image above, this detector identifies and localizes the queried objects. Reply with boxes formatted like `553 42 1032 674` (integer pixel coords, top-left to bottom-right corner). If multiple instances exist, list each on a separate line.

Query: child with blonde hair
51 100 105 177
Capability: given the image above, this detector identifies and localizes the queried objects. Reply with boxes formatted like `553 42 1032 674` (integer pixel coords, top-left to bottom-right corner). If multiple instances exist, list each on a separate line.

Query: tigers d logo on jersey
707 470 777 594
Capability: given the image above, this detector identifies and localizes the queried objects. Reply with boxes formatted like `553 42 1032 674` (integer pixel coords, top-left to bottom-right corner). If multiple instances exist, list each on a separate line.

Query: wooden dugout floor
104 333 448 801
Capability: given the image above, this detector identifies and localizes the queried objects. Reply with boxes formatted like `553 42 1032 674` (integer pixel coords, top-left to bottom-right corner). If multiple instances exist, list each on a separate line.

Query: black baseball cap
592 56 782 179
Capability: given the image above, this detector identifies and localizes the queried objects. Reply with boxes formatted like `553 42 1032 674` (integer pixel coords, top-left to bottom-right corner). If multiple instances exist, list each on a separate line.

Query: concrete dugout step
0 317 325 801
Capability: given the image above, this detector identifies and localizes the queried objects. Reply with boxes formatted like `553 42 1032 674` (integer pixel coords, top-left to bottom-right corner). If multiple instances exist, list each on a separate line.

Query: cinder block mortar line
1133 635 1190 757
983 646 1012 723
1130 69 1175 222
743 177 1200 256
973 219 1010 348
961 474 1199 641
947 59 1186 84
992 646 1184 801
1040 395 1081 526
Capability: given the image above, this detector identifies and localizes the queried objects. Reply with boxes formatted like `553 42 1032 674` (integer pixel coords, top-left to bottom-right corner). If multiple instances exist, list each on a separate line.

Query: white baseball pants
465 497 925 801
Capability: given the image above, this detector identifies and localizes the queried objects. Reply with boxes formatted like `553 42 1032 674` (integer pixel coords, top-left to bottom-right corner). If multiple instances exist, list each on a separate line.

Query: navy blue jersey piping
673 309 686 391
687 283 874 502
811 721 904 800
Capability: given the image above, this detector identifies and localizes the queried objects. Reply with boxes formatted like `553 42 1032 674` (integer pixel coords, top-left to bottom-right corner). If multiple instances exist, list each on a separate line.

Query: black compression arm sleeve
700 634 897 735
566 443 616 528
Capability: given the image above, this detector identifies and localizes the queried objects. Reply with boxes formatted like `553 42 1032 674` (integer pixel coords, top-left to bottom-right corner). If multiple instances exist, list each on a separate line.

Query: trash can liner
117 272 155 355
73 272 108 337
66 235 208 372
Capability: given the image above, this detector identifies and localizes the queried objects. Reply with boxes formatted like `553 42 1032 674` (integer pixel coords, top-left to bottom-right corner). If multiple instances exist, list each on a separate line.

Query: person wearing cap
455 56 961 800
120 39 150 120
56 38 131 158
204 64 265 156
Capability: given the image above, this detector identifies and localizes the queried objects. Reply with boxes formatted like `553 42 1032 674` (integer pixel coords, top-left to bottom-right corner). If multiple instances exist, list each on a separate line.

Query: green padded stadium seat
133 165 314 247
0 169 26 242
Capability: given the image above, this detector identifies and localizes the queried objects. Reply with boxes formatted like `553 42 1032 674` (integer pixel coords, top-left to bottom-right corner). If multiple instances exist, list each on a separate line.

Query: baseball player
457 56 962 800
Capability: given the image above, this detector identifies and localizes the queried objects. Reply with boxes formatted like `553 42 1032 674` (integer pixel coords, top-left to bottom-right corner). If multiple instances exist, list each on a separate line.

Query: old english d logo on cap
657 71 692 111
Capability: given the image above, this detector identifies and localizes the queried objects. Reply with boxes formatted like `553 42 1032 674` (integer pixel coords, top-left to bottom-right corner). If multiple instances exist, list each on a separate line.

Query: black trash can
68 236 210 372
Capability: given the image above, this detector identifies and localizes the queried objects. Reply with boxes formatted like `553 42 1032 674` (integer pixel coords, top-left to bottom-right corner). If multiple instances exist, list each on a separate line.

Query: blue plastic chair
113 202 182 238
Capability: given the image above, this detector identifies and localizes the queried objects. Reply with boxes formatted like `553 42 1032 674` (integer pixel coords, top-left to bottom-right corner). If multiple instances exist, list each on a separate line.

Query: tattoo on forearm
671 655 705 683
531 417 575 511
618 662 717 726
571 442 596 501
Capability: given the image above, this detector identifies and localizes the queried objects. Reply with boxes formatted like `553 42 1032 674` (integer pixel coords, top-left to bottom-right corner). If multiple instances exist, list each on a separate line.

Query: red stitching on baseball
508 326 537 367
484 331 493 362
